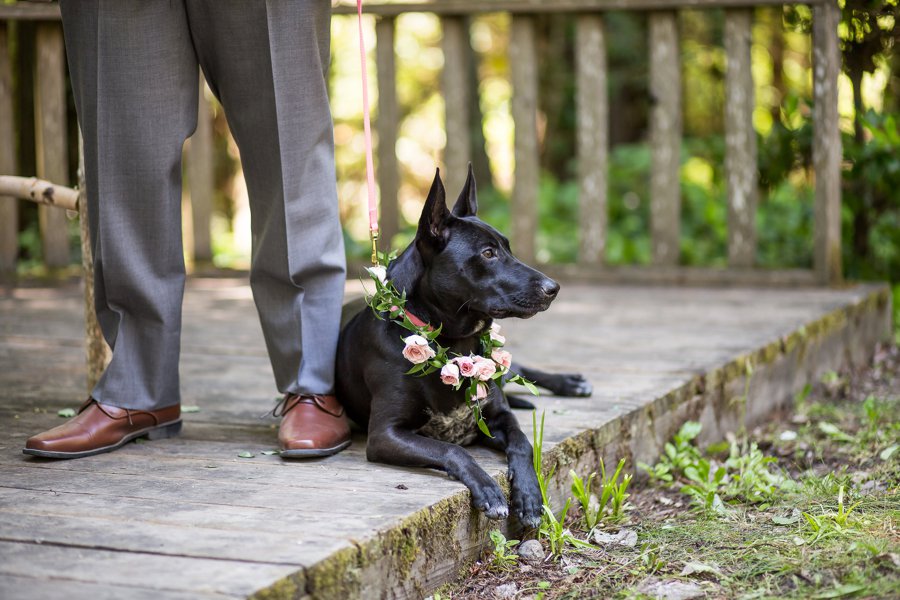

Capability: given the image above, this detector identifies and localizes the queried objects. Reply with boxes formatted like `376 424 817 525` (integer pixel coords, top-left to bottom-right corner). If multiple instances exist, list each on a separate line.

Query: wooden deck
0 277 891 599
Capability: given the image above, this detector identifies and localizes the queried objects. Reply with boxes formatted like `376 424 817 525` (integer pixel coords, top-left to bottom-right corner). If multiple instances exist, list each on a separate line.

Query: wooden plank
0 464 454 517
724 8 758 267
329 1 828 17
2 439 484 494
575 14 608 266
542 263 819 287
0 511 343 566
440 15 472 198
509 14 538 264
648 11 682 266
0 541 296 598
0 574 230 600
188 75 214 264
34 22 69 269
0 22 17 274
375 16 400 247
0 5 61 21
812 0 842 285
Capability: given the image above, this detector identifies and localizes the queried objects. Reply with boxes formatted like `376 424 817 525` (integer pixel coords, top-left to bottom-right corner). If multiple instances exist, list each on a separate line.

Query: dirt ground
437 344 900 600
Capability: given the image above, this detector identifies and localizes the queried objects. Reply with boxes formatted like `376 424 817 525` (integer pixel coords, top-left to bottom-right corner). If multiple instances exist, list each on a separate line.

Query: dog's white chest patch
417 404 478 446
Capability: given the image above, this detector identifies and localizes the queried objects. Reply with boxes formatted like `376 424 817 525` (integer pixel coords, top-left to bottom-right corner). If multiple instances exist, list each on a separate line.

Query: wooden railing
0 2 215 274
332 0 842 285
1 1 842 286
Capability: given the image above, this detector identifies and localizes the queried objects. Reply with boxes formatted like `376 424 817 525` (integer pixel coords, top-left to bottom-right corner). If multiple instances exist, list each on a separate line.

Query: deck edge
248 283 892 600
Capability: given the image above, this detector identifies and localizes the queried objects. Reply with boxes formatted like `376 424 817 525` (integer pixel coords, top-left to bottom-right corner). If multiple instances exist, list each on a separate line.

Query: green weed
801 486 862 544
638 420 703 483
570 457 632 530
487 529 519 571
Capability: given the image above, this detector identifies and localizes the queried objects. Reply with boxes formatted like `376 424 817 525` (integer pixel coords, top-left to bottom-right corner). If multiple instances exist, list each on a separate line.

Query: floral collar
364 264 538 437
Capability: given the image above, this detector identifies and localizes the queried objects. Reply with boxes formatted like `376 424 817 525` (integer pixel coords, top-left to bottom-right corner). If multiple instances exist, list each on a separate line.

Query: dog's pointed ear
417 168 450 244
451 163 478 218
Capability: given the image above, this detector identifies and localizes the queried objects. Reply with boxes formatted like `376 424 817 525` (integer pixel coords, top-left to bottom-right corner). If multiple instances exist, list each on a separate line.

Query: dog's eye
482 248 496 259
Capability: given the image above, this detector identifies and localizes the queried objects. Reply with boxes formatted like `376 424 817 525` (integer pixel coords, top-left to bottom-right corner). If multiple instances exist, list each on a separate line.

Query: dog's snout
540 279 560 299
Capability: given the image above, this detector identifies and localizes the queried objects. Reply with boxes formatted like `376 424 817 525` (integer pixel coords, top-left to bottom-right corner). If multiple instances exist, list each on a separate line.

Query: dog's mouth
488 300 552 320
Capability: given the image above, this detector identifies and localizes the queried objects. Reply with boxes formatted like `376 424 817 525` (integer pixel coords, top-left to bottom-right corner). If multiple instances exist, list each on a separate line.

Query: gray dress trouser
59 0 347 411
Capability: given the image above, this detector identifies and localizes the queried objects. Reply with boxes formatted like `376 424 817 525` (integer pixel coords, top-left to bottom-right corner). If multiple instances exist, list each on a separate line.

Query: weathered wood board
0 277 891 599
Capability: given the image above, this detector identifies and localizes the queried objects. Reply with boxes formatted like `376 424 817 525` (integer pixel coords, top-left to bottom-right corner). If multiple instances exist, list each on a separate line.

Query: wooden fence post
575 14 608 266
34 21 69 269
648 11 682 267
724 8 758 268
441 15 471 199
375 16 399 247
0 22 17 274
188 74 214 264
510 14 538 264
812 0 842 285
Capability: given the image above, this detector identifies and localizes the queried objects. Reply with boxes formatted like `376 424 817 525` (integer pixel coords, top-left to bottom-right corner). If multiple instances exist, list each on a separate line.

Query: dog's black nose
540 279 560 299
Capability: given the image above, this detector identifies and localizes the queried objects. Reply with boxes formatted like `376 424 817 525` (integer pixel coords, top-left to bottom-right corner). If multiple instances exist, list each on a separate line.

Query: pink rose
475 382 489 400
452 356 477 378
489 329 506 345
440 363 460 386
473 357 497 381
491 349 512 372
402 334 436 364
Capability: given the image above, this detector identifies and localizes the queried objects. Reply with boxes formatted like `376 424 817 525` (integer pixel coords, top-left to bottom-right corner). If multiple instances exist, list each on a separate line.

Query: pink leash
356 0 380 265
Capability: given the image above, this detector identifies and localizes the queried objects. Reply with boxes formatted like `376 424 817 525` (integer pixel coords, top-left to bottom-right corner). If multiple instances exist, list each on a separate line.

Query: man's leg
61 0 199 410
24 0 198 458
185 0 349 456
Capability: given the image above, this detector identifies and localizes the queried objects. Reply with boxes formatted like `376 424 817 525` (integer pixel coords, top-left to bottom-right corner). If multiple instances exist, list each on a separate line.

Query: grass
441 347 900 599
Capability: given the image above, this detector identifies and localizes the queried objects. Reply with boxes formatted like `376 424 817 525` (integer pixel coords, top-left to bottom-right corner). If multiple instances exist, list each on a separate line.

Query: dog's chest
416 403 478 446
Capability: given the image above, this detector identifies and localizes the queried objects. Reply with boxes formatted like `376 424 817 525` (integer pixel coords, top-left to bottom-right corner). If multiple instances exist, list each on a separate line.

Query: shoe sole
280 439 351 459
22 419 183 460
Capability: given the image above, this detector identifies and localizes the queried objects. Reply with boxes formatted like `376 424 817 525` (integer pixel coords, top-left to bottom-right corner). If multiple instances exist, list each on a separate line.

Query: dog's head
388 166 559 325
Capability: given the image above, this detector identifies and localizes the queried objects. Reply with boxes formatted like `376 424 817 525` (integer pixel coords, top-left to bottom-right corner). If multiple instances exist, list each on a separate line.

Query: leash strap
356 0 380 265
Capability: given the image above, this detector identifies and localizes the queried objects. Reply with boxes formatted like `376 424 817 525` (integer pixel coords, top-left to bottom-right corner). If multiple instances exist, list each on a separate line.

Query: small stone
494 583 517 598
593 528 638 547
517 539 544 563
396 484 409 490
636 577 705 600
779 430 797 441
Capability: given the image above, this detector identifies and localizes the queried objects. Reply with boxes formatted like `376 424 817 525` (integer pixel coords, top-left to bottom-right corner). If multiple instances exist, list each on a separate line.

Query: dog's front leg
479 408 543 529
367 423 510 520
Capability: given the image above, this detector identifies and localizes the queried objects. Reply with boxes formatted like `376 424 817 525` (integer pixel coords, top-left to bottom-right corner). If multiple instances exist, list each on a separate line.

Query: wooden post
812 0 842 285
441 15 471 199
188 74 214 264
575 14 608 266
77 132 110 391
724 8 758 268
648 11 681 267
34 22 69 269
509 14 538 264
0 22 17 274
375 16 399 247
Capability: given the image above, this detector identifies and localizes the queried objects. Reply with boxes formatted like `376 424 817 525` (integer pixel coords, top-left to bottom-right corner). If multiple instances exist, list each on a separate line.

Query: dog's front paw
469 478 509 521
510 472 543 529
556 373 593 397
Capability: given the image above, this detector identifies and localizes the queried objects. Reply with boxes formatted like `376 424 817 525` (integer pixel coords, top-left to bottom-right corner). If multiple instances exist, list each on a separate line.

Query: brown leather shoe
23 399 182 459
276 393 351 458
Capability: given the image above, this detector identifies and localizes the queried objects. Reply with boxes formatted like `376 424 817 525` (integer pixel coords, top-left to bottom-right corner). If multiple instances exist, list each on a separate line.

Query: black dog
336 167 591 527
